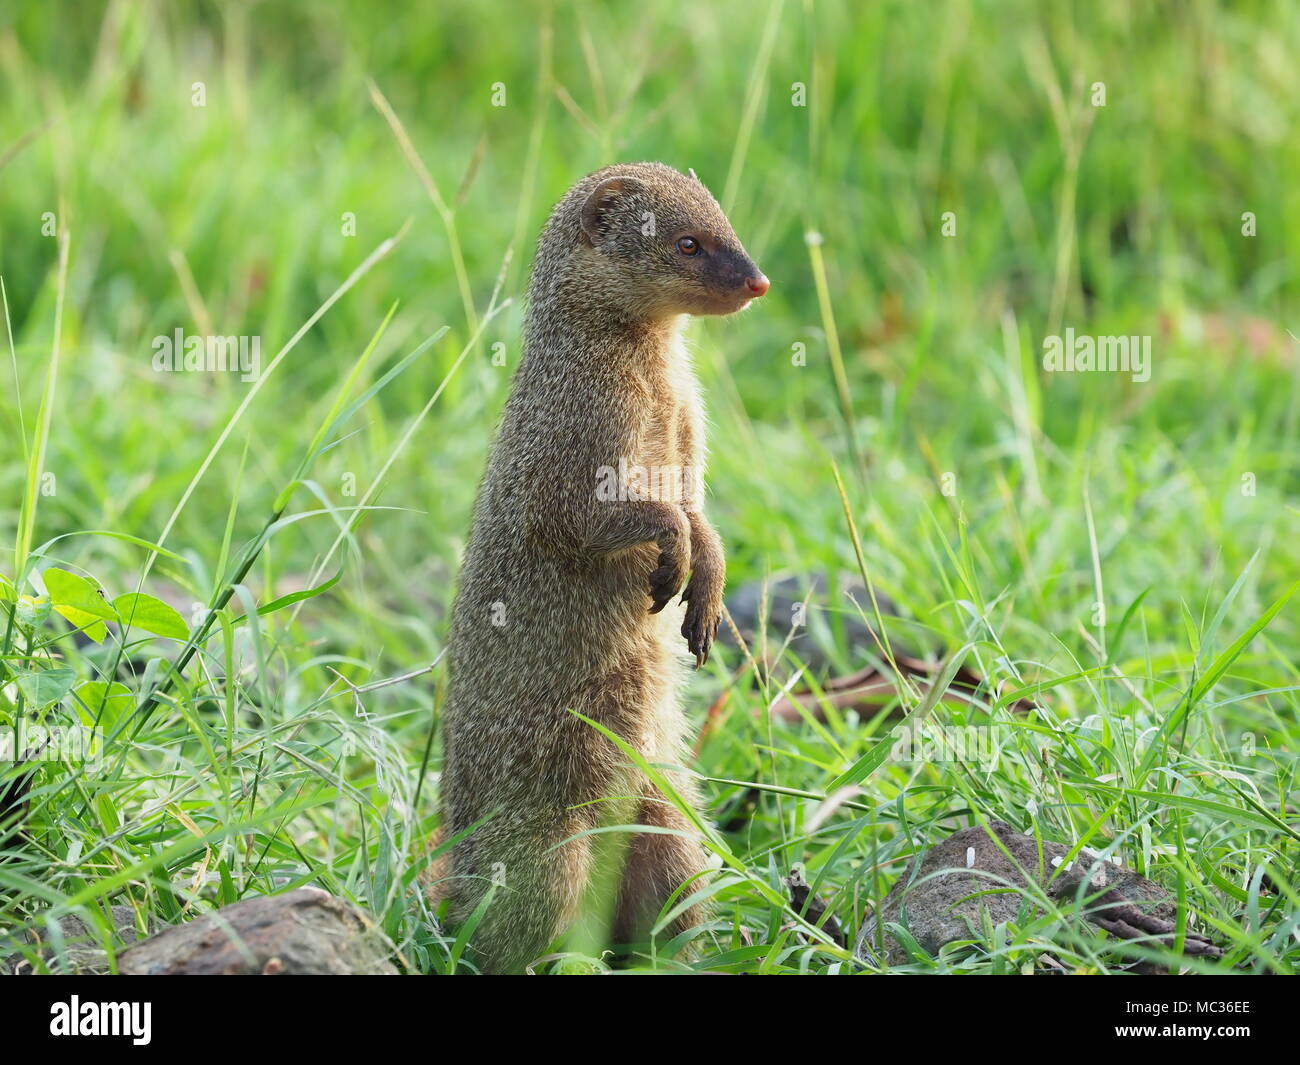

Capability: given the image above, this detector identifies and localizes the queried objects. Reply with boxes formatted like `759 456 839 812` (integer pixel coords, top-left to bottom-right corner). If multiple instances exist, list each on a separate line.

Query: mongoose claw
648 560 686 613
681 599 719 668
648 534 689 613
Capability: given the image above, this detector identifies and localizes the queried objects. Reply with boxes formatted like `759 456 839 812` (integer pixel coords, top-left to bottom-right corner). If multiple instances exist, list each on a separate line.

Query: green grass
0 0 1297 974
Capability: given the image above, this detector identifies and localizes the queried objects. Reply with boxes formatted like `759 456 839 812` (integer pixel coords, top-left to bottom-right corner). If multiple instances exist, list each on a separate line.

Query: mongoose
434 162 768 973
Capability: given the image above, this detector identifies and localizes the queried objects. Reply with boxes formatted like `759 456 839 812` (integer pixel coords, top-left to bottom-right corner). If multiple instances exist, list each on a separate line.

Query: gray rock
720 573 907 674
117 888 397 975
3 905 152 975
719 574 1023 721
857 821 1221 967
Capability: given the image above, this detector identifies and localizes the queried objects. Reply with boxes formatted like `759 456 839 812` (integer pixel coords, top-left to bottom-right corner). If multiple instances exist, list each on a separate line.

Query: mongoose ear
580 176 645 245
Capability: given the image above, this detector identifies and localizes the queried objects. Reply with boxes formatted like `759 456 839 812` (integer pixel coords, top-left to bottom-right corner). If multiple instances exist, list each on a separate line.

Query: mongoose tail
438 162 768 972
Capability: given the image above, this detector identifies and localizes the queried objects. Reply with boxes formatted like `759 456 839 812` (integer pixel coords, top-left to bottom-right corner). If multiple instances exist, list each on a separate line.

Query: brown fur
431 162 767 973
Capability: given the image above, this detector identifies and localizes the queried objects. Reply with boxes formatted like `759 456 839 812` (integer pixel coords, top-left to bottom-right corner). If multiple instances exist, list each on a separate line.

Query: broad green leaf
113 592 189 640
74 680 133 726
42 568 117 641
15 595 51 628
12 665 76 707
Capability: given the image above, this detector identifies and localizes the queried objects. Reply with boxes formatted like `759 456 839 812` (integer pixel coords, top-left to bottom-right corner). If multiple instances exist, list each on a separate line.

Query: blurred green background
2 0 1296 580
1 0 1297 973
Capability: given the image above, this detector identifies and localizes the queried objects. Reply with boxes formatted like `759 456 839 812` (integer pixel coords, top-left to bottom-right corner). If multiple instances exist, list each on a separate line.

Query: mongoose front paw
648 545 689 614
647 509 691 614
680 577 722 668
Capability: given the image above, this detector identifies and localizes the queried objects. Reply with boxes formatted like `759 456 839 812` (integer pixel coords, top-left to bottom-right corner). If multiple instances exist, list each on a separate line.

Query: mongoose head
536 162 769 322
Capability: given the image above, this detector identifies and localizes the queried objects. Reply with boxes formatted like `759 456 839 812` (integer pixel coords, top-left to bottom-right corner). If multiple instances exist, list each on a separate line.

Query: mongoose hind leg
448 679 636 973
452 811 592 974
611 791 712 958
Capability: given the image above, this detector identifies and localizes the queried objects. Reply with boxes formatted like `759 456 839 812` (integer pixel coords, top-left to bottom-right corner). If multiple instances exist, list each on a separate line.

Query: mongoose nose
745 274 770 298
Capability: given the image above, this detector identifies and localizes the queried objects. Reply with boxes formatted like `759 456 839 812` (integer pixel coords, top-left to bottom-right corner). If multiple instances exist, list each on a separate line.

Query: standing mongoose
434 162 768 973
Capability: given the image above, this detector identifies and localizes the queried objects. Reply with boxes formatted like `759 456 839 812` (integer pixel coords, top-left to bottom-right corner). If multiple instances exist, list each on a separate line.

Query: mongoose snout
572 165 770 318
435 162 765 973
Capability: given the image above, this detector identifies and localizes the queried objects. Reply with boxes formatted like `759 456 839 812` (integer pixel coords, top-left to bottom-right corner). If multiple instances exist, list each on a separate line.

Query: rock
117 888 397 975
720 573 907 675
3 905 152 975
717 574 1031 721
856 821 1222 967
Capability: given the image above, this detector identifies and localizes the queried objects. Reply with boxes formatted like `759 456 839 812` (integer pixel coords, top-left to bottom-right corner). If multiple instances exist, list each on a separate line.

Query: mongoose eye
676 236 700 256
